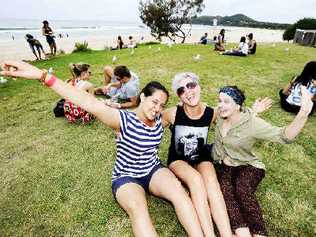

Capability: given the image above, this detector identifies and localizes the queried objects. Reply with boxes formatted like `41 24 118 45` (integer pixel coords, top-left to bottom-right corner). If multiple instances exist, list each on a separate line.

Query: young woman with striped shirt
1 61 205 237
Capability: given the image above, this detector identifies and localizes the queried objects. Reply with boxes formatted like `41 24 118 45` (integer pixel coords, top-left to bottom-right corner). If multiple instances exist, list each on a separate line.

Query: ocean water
0 18 153 41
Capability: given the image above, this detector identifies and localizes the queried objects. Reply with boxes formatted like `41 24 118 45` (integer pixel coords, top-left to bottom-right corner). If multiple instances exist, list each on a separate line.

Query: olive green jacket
212 108 292 170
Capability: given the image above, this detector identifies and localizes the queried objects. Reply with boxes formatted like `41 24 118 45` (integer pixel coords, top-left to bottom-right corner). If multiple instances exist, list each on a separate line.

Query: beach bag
53 99 65 117
63 101 94 124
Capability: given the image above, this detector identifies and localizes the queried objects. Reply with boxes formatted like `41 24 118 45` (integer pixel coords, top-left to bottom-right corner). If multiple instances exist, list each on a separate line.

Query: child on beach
25 34 45 60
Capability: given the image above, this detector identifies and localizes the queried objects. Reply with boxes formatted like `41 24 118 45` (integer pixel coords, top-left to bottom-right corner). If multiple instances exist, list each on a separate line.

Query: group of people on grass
213 29 257 56
1 58 315 237
112 35 138 50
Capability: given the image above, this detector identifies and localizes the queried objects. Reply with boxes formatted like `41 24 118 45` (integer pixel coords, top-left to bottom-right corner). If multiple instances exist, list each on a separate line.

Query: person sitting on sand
214 29 225 51
279 61 316 115
247 33 257 55
42 20 57 56
199 33 208 45
94 65 139 109
221 36 248 57
25 34 46 60
127 36 137 48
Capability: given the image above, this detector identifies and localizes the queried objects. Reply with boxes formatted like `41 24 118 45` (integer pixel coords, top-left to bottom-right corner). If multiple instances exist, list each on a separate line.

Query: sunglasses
177 81 198 96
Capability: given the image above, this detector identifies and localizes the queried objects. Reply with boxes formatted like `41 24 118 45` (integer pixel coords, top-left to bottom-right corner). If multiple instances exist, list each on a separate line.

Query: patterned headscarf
219 86 244 106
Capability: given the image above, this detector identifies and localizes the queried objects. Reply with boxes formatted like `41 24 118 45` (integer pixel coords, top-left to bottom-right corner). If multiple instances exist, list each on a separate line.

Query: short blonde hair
172 72 199 93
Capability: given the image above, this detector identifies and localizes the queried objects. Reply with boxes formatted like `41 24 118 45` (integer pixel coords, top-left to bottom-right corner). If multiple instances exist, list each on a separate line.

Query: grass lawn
0 42 315 237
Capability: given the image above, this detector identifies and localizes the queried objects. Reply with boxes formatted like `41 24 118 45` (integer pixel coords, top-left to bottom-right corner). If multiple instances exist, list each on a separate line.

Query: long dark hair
136 81 169 106
294 61 316 86
219 29 225 41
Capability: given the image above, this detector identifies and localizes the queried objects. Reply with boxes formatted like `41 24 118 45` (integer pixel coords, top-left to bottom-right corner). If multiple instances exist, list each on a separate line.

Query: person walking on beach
25 34 46 60
42 20 57 56
212 85 313 237
1 61 207 237
94 65 139 109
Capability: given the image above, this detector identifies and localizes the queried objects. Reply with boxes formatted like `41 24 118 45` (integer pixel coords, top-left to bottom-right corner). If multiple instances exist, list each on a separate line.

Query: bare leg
95 66 113 95
149 167 204 237
197 162 232 237
170 161 215 237
103 65 114 85
49 44 54 55
36 47 42 60
116 183 158 237
31 47 39 60
52 42 57 55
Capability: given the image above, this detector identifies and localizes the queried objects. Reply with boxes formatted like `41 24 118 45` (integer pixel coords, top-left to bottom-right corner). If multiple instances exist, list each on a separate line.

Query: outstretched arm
1 61 120 130
284 86 313 140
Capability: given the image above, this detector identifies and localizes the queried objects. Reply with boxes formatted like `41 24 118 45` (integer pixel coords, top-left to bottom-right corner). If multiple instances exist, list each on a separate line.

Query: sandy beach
0 26 285 63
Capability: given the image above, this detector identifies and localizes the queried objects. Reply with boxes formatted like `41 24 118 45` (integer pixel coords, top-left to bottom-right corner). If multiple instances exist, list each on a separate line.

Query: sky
1 0 315 24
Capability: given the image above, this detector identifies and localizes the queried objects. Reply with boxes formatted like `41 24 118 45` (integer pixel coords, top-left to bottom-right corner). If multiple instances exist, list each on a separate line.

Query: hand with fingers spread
251 97 273 114
299 85 313 115
0 61 43 80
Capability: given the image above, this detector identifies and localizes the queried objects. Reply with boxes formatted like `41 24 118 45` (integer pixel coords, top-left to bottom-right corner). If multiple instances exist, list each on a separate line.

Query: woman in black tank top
162 72 232 237
162 72 271 237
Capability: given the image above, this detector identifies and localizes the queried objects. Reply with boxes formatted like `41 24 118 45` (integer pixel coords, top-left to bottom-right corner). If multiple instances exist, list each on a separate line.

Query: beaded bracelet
39 69 47 83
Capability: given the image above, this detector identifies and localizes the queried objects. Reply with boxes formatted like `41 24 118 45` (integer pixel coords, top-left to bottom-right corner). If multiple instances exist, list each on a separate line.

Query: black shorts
46 35 55 45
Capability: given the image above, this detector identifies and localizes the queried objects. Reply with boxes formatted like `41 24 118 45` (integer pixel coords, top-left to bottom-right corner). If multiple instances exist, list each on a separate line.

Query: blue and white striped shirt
112 110 163 180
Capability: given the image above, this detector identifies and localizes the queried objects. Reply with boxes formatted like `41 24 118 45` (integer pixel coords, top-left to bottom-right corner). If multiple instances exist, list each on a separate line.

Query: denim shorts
112 163 164 198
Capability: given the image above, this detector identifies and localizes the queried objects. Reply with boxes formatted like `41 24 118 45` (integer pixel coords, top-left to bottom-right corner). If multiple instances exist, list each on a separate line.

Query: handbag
53 99 65 117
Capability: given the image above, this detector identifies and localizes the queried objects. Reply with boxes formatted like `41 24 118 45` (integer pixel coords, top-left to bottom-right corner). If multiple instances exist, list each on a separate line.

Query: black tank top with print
167 105 214 166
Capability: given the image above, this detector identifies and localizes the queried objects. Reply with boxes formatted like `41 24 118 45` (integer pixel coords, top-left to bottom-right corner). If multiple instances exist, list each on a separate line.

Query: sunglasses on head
177 81 198 96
